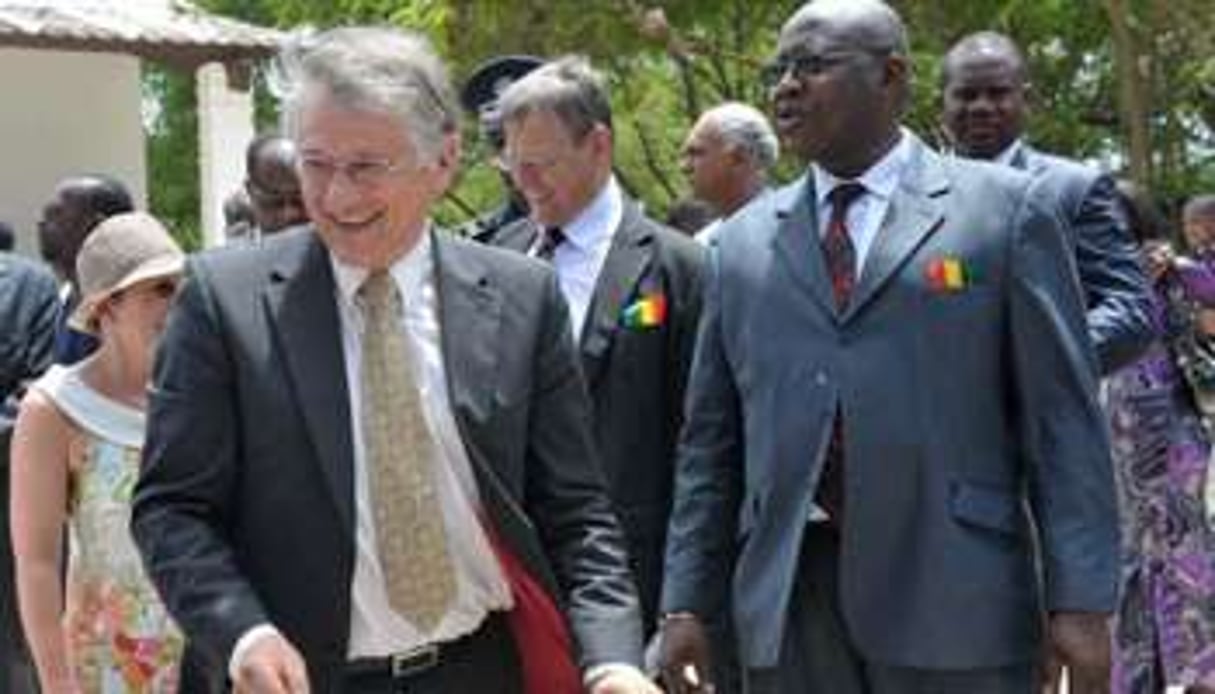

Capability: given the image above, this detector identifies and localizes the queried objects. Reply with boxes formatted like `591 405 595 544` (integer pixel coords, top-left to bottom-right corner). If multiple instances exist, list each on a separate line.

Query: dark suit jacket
1010 145 1153 374
662 137 1119 671
131 228 643 691
491 199 705 627
0 254 58 403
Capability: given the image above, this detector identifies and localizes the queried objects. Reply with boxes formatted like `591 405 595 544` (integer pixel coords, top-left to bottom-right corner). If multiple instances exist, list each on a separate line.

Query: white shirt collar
557 175 623 250
812 129 911 207
329 225 433 307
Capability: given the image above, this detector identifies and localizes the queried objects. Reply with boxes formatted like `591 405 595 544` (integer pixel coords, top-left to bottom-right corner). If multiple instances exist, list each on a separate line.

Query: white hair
700 102 780 171
272 26 458 164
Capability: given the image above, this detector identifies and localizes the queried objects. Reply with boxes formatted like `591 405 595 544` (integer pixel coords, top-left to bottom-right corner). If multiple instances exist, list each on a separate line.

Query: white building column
196 61 255 248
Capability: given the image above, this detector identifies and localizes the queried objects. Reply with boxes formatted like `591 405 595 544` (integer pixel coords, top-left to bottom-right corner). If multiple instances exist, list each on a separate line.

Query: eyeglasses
297 154 411 188
759 50 884 89
498 152 563 176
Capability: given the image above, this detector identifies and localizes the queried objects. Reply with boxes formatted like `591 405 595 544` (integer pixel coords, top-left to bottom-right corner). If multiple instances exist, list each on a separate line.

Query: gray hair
701 102 780 171
1185 195 1215 221
272 26 459 164
497 56 613 139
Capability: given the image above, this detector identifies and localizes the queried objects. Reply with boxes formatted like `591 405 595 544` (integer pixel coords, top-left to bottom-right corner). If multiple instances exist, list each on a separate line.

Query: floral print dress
31 365 183 692
1107 272 1215 693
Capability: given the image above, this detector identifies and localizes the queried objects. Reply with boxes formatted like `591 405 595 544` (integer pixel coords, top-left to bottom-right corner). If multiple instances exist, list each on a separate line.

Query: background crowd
1 0 1215 693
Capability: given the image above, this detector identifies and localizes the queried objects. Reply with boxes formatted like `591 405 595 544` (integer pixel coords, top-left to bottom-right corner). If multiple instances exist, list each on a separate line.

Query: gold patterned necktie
358 270 456 632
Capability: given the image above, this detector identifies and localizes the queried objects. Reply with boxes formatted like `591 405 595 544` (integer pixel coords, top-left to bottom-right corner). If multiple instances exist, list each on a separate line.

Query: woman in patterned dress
10 212 185 693
1107 185 1215 694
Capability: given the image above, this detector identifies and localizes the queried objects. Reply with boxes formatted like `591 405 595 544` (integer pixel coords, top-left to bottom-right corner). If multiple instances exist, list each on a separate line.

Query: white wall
0 48 147 258
196 62 255 248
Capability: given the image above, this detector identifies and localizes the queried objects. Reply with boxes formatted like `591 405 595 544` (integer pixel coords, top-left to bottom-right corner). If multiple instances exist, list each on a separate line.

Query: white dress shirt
229 230 512 676
811 129 913 275
528 176 623 339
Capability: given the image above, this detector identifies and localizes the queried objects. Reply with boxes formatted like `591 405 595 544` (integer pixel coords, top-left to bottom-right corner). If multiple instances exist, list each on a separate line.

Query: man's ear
432 131 462 192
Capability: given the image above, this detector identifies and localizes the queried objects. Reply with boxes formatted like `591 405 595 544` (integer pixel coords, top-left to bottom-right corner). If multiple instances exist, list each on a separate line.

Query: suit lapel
843 141 949 322
579 202 653 388
772 176 839 318
434 233 500 429
263 233 355 532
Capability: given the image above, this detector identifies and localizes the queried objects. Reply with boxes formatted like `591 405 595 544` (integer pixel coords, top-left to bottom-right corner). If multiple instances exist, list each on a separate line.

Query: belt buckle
390 645 440 679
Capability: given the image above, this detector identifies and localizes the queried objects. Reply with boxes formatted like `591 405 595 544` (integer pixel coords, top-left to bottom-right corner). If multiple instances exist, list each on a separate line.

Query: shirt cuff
585 662 647 687
228 623 281 682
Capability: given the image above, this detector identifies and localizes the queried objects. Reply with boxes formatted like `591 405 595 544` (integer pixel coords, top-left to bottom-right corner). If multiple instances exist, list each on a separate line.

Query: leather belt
347 643 441 680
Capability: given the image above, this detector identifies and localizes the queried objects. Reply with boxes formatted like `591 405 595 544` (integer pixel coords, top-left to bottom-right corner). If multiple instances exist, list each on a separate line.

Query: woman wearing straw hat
10 211 185 693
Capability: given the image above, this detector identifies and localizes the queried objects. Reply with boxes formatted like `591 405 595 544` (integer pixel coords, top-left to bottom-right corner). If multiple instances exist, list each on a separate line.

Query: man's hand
588 667 663 694
1040 611 1110 694
234 633 311 694
659 613 714 694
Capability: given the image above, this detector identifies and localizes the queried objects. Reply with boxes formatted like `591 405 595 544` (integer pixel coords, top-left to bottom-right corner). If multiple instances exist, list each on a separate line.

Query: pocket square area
924 256 972 292
621 293 667 328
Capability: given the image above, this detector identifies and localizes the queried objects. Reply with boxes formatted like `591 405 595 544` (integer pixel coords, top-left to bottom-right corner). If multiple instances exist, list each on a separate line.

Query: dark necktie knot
535 226 566 261
828 182 866 218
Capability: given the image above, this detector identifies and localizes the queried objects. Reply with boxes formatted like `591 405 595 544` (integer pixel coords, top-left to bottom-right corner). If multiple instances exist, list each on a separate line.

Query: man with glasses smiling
658 1 1118 693
488 56 706 649
132 26 655 694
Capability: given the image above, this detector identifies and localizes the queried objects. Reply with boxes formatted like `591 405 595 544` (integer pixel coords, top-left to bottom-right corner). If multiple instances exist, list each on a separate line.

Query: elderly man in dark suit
658 2 1119 693
131 27 655 694
941 30 1153 374
488 57 705 634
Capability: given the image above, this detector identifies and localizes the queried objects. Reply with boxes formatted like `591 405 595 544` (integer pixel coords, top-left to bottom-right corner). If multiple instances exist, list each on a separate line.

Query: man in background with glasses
658 1 1118 693
488 56 706 649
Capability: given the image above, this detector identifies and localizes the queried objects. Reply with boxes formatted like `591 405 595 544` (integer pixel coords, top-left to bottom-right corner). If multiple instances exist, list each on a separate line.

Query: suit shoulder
0 253 57 289
482 217 533 249
189 227 315 283
640 215 705 265
439 231 553 284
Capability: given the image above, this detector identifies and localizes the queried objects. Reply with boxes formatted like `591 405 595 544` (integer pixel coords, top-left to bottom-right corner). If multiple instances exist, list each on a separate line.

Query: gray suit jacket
1010 145 1153 374
661 138 1119 671
132 228 642 691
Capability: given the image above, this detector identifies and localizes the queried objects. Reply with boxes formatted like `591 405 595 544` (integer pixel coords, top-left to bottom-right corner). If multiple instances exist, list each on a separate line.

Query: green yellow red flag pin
925 256 969 292
621 293 668 328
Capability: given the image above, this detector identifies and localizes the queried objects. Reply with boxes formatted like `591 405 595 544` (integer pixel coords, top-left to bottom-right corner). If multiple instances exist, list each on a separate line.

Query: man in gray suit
132 27 655 694
941 30 1153 374
658 2 1119 693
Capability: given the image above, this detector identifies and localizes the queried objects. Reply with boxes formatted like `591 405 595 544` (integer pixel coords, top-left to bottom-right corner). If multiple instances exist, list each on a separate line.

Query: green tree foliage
154 0 1211 236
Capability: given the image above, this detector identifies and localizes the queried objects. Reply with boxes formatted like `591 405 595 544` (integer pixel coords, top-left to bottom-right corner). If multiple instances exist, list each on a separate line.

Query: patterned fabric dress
30 364 182 692
1108 272 1215 693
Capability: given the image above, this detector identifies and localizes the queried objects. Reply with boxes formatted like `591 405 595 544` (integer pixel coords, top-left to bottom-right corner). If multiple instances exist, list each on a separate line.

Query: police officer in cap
459 55 543 242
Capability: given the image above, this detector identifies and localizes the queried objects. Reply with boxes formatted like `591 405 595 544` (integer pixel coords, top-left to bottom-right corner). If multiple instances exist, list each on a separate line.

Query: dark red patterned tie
821 182 866 309
817 181 865 525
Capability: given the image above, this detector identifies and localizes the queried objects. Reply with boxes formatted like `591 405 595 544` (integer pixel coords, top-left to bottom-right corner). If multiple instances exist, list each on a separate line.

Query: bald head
772 0 910 175
941 31 1030 159
784 0 909 58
